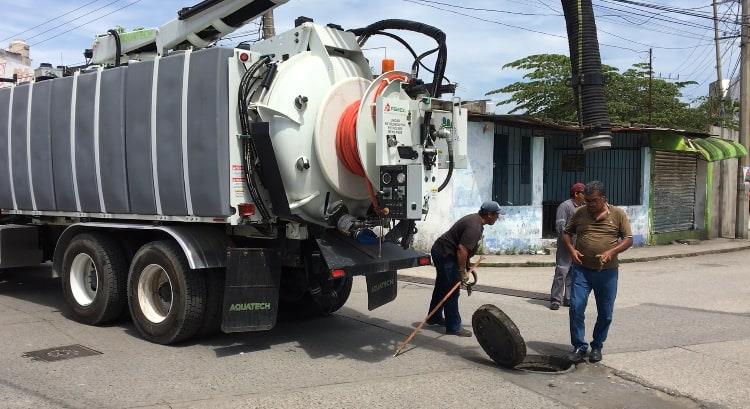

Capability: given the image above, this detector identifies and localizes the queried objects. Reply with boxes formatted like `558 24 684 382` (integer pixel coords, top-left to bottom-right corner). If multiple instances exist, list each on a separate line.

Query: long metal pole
714 1 729 237
736 0 750 239
393 256 485 357
261 11 275 40
713 1 725 113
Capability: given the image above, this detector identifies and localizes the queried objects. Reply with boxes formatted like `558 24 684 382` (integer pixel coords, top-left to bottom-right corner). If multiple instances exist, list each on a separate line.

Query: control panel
379 164 423 220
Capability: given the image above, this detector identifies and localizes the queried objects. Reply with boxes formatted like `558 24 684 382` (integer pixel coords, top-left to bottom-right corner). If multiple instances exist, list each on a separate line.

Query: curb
477 244 750 268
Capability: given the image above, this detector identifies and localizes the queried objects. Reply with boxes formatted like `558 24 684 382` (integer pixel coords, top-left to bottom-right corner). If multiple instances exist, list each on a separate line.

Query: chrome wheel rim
137 264 173 324
70 253 98 306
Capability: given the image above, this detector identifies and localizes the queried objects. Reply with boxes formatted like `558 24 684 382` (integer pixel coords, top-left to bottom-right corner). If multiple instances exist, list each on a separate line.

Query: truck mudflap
221 248 281 333
365 270 398 311
315 231 431 310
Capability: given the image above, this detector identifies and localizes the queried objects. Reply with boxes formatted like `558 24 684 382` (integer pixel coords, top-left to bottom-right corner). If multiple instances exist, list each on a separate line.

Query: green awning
689 137 747 162
728 140 749 157
649 132 747 162
691 138 725 161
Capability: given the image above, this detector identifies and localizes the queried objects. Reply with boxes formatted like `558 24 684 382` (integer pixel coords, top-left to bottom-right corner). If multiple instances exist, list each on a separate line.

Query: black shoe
589 349 602 363
549 302 560 310
567 347 588 363
562 299 570 307
426 317 445 326
446 328 473 337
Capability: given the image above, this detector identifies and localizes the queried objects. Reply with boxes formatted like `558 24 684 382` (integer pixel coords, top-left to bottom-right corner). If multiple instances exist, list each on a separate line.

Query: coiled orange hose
335 73 408 215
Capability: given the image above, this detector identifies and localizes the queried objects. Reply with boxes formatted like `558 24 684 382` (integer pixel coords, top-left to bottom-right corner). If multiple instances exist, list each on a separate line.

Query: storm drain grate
23 344 102 362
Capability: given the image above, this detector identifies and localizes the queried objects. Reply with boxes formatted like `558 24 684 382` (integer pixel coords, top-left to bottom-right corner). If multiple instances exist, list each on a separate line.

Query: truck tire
197 268 225 338
127 241 206 344
61 233 128 325
283 277 353 318
314 276 353 315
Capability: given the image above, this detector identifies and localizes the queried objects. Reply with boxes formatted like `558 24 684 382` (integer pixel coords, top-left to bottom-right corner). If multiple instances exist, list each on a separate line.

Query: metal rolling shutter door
652 150 697 233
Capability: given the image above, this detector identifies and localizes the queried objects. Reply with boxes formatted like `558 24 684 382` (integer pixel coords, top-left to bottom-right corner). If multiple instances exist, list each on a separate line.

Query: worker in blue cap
427 201 503 336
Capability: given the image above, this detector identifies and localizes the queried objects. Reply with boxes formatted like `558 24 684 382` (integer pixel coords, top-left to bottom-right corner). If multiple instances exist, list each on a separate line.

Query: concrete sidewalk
400 249 750 408
475 238 750 267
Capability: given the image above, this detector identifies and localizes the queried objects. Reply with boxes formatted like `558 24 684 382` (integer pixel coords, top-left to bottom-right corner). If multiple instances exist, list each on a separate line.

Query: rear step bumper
315 231 430 277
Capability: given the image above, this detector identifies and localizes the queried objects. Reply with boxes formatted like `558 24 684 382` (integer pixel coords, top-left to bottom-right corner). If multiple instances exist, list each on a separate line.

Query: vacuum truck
0 0 468 344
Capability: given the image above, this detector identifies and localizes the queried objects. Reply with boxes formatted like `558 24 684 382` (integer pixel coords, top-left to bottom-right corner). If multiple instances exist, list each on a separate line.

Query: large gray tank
0 47 232 217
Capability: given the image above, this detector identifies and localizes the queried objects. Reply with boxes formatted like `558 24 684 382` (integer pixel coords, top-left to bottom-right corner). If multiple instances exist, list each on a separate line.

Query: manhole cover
472 304 574 373
23 344 101 362
472 304 526 368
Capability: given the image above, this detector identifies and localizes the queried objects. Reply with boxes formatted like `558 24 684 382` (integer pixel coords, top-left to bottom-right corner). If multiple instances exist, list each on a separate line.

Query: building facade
0 40 33 88
414 115 746 254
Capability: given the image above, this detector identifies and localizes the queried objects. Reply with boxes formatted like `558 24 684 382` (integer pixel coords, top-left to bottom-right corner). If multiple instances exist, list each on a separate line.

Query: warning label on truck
378 98 411 146
231 164 245 198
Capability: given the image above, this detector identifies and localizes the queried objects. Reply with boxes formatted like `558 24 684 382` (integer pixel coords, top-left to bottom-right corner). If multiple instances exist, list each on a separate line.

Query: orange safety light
381 58 395 73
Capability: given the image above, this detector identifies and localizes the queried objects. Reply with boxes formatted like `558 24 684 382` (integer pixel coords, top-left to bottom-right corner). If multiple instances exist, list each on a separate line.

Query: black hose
360 31 434 76
107 29 122 67
238 56 273 220
561 0 611 149
349 19 447 97
437 138 454 192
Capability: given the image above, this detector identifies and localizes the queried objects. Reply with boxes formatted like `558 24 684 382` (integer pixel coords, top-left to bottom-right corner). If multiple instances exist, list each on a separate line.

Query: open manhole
23 344 101 362
472 304 574 373
514 354 574 373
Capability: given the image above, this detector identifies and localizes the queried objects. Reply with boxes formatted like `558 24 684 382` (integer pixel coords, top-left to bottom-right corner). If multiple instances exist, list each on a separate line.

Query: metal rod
393 281 460 357
393 256 485 357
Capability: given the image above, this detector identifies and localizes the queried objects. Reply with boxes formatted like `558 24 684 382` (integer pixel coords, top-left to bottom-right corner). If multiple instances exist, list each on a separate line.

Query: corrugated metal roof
467 113 712 137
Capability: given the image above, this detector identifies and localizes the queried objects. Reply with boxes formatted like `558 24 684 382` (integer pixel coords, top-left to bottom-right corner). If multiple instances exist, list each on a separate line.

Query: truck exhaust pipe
561 0 612 150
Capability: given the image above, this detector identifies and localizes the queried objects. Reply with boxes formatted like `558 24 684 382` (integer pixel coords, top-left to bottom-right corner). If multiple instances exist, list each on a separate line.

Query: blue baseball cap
480 200 505 215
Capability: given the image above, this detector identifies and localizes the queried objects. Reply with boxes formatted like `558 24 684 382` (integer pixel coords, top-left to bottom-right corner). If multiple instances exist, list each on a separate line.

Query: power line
24 0 124 42
593 2 720 31
597 28 715 50
30 0 144 47
403 0 567 39
672 43 713 74
0 0 104 42
406 0 663 53
597 15 713 41
411 0 714 51
406 0 562 16
606 0 726 21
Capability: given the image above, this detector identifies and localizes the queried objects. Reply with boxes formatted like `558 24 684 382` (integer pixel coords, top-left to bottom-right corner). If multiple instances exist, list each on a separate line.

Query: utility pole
713 0 725 118
261 11 275 40
736 0 749 239
648 48 653 125
714 1 728 236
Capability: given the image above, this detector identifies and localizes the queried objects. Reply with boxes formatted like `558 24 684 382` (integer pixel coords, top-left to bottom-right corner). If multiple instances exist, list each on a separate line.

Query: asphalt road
3 251 747 408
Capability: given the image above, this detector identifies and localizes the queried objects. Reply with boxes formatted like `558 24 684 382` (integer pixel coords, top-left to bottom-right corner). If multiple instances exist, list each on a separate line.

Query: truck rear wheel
127 241 206 344
197 268 225 338
282 276 352 318
61 233 128 325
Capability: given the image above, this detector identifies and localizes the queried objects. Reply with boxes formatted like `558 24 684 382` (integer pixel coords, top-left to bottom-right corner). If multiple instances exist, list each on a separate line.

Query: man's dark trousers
428 245 462 332
569 264 618 351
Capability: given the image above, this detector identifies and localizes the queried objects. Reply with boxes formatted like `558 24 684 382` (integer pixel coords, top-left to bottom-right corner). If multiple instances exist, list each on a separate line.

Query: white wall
414 121 551 254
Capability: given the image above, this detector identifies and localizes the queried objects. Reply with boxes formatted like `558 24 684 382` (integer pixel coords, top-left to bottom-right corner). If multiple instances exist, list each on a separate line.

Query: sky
0 0 741 112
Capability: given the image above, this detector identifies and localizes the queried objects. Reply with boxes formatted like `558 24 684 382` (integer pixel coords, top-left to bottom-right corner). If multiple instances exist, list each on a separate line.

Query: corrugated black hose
561 0 612 149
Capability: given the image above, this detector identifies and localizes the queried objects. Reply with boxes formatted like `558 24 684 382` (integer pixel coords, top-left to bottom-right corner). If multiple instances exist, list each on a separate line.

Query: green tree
487 54 724 131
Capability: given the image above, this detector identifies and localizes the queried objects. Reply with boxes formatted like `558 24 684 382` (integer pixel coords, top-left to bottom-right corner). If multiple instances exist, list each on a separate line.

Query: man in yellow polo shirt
562 181 633 363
